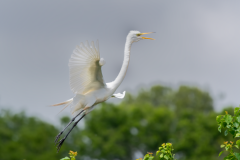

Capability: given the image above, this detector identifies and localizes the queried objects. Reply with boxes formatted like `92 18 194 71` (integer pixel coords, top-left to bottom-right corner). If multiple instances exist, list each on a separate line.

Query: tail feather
57 102 72 115
52 98 73 114
52 94 85 115
52 98 73 106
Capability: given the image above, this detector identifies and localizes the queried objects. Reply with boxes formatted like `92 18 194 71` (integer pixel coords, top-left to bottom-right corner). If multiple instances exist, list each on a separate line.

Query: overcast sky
1 0 240 124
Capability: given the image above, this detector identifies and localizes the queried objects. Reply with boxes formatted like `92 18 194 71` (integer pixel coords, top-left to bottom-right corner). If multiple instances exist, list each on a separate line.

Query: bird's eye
136 34 141 36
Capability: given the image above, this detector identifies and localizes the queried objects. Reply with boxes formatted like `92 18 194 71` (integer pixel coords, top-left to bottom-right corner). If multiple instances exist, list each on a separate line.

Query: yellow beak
140 32 155 40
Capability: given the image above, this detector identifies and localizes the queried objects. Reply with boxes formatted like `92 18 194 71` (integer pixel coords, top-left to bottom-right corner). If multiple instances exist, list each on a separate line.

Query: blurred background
0 0 239 160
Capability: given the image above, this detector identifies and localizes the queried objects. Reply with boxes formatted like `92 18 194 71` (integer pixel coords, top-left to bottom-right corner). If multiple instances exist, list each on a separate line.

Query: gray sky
1 0 240 124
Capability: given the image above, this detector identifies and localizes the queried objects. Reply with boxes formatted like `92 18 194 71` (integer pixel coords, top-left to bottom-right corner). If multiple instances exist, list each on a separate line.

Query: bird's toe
54 131 63 144
56 138 65 152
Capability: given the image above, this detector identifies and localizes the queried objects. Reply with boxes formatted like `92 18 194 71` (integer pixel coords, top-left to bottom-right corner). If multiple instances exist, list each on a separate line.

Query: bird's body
68 84 117 114
53 30 154 151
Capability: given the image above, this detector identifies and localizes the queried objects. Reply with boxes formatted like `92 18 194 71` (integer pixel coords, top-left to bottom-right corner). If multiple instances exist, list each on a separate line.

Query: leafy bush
137 143 175 160
60 151 77 160
217 108 240 160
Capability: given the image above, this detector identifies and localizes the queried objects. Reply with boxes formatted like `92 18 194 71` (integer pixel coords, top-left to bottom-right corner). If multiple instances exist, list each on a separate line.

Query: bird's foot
55 131 63 144
56 138 65 152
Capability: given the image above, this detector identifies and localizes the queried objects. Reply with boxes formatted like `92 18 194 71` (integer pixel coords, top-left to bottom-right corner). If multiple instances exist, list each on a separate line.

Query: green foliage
124 85 214 112
136 143 175 160
70 85 226 160
0 110 71 160
218 141 239 160
124 86 173 107
75 103 174 159
156 143 175 160
142 153 154 160
217 108 240 159
60 157 70 160
173 86 213 113
0 85 233 160
61 116 71 125
60 151 77 160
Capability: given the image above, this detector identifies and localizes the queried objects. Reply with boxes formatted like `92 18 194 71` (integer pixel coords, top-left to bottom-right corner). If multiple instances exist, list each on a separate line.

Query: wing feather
69 41 105 94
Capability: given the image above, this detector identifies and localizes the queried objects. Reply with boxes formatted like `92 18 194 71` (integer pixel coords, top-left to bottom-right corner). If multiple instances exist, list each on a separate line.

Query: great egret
53 31 155 151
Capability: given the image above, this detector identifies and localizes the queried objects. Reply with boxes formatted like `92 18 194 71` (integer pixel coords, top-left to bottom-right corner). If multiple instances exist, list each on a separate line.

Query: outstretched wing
69 41 106 94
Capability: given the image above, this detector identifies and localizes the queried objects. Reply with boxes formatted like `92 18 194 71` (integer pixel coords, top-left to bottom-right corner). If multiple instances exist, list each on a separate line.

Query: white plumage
69 41 105 95
53 31 155 151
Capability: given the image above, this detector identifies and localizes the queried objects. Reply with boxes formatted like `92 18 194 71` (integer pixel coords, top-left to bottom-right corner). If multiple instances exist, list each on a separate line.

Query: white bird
53 30 155 151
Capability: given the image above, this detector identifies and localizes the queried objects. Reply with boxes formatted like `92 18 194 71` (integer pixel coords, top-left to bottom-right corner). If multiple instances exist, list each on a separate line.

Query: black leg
56 113 86 152
55 110 84 144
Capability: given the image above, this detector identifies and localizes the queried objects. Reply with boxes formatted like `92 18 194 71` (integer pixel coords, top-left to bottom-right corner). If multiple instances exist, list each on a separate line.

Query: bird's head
127 30 155 43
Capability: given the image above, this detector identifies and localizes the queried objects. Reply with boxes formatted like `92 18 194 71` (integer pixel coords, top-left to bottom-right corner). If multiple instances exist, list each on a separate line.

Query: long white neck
110 37 132 90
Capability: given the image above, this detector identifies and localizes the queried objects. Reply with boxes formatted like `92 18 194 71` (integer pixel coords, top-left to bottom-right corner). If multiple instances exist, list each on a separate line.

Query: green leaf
219 151 223 157
235 152 240 160
225 114 233 124
236 139 240 148
148 157 154 160
221 145 225 148
225 129 229 136
218 125 222 133
237 116 240 123
236 133 240 137
235 145 239 149
235 107 240 115
164 155 169 159
217 115 223 123
156 151 160 155
144 154 150 160
234 122 239 128
60 157 70 160
225 146 229 151
145 154 150 157
160 153 164 158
